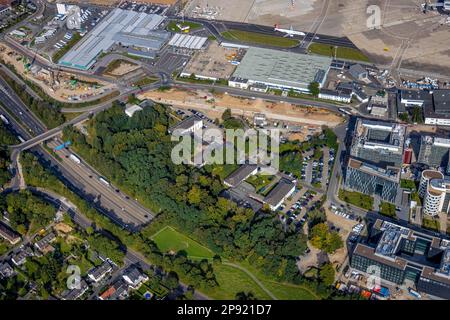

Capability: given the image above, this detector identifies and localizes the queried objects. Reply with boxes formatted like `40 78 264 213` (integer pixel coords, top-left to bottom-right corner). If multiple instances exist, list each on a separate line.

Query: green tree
308 82 320 97
319 263 335 286
310 223 343 254
222 108 232 121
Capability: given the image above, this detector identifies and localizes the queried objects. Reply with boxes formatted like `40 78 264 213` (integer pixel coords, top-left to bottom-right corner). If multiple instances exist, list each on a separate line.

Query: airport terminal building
59 8 169 70
229 47 332 93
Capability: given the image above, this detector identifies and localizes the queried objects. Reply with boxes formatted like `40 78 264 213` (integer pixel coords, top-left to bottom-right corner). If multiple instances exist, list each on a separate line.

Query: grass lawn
132 76 159 87
239 260 321 300
422 217 440 232
308 43 370 62
207 164 238 181
167 21 202 32
338 189 374 211
379 202 396 217
206 263 272 300
151 226 215 259
246 175 274 193
221 30 299 48
401 179 416 190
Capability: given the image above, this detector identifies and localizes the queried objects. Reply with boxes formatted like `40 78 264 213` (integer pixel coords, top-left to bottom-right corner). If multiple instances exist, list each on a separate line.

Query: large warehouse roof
231 47 332 91
59 8 169 70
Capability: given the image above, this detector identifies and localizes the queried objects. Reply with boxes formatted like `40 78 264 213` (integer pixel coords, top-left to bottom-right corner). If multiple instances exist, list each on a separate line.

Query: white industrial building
59 8 169 70
229 47 332 93
168 33 208 50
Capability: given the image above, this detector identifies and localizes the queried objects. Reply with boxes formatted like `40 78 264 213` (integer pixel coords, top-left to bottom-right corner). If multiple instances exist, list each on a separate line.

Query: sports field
151 226 215 259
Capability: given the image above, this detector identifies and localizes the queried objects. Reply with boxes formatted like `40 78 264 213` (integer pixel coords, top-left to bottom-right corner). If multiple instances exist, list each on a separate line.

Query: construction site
138 87 344 128
0 43 117 102
180 41 244 81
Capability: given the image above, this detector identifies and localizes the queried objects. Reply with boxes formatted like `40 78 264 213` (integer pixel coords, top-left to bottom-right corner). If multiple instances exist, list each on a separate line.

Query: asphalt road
0 77 46 136
171 16 357 50
46 139 153 228
0 73 155 231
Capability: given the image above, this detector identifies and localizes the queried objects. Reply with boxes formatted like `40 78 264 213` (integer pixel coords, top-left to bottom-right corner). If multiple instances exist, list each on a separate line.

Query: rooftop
231 47 332 91
348 158 400 182
0 221 20 244
263 178 296 208
224 164 258 188
168 115 203 134
59 8 169 70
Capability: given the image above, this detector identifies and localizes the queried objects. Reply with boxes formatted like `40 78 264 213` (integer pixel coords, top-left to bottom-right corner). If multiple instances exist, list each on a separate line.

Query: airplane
274 24 305 37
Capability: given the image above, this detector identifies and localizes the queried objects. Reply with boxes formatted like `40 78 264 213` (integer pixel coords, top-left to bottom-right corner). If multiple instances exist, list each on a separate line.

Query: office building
344 158 400 203
417 136 450 170
350 119 406 167
351 219 450 299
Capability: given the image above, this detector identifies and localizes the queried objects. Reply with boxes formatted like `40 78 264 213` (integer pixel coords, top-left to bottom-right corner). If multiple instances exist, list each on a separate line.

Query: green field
308 43 370 62
151 226 215 259
208 264 272 300
221 30 299 48
338 189 374 211
379 202 396 218
151 226 322 300
422 217 440 232
167 21 202 32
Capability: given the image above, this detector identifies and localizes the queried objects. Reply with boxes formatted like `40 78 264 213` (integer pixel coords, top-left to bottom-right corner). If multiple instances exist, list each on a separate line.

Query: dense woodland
62 102 333 289
0 122 16 188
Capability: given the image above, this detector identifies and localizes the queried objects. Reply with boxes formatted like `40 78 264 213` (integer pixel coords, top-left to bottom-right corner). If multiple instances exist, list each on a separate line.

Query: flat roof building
417 135 450 170
344 158 400 203
59 8 169 70
351 219 450 299
350 119 406 167
230 47 332 93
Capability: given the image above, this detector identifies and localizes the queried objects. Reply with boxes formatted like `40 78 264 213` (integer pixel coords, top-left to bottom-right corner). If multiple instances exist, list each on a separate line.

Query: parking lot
118 1 169 15
30 5 109 61
300 146 334 190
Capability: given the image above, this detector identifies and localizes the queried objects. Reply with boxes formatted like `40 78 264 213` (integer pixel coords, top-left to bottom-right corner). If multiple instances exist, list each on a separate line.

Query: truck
408 288 422 299
98 177 110 186
54 140 72 152
17 135 25 143
69 154 81 164
0 114 9 125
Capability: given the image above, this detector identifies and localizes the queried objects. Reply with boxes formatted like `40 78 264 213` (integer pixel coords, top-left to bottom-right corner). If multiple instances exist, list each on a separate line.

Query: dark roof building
348 64 368 80
34 232 56 252
168 115 203 135
0 221 20 245
99 278 129 300
223 164 259 188
61 280 89 300
88 260 113 283
263 178 296 211
0 262 15 279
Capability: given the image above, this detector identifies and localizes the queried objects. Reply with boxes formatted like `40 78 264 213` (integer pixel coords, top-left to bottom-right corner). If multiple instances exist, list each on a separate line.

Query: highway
46 139 153 227
0 73 155 231
0 76 46 136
